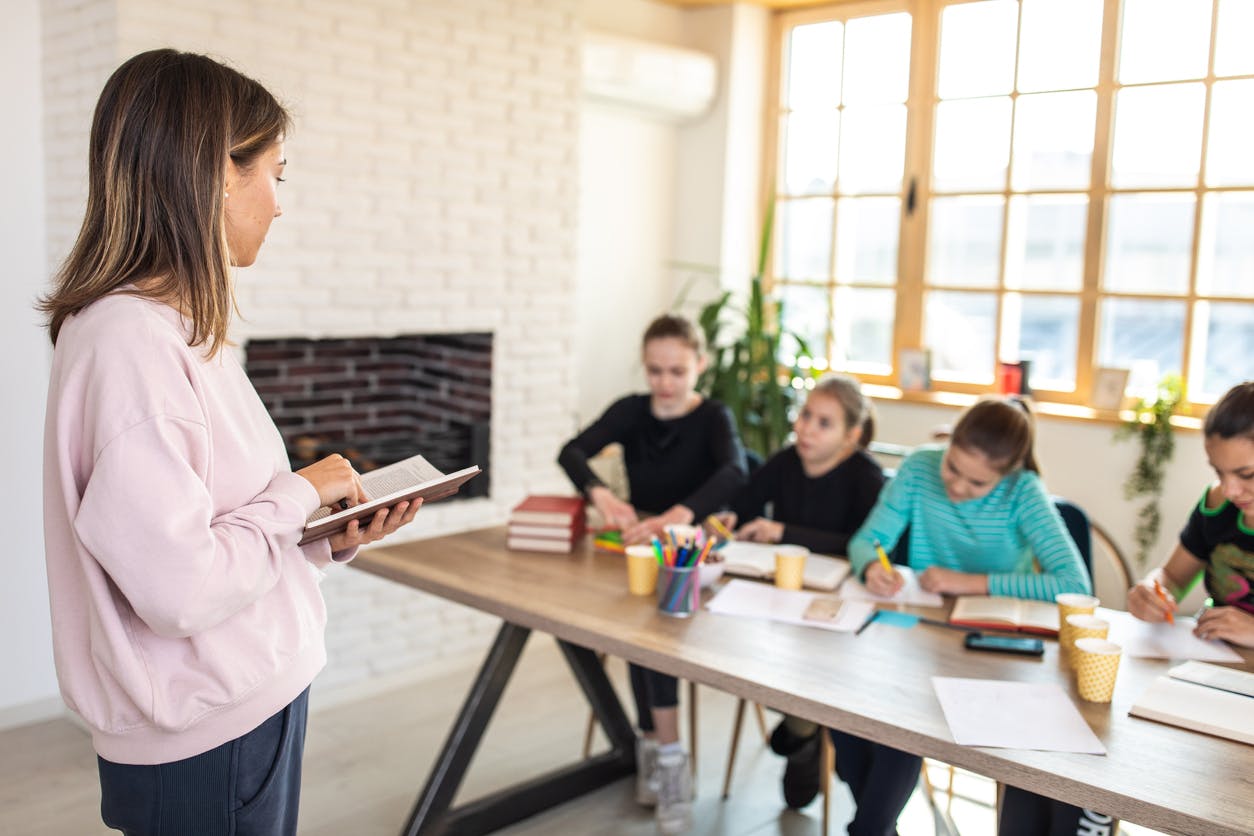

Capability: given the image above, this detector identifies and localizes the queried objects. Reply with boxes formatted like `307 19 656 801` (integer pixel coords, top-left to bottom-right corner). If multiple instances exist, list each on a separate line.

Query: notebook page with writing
836 566 943 608
1103 609 1243 663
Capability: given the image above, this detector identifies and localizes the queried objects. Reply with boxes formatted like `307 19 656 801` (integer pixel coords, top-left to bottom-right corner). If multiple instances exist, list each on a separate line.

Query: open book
298 454 481 546
716 541 852 591
948 596 1059 636
1130 663 1254 746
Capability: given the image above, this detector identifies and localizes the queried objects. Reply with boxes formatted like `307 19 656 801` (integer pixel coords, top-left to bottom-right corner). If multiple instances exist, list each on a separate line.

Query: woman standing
41 49 420 835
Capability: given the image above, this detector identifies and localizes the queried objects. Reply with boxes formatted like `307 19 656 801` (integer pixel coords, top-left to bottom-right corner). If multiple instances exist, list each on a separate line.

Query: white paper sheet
932 677 1107 754
836 565 944 608
1102 609 1243 663
706 579 875 633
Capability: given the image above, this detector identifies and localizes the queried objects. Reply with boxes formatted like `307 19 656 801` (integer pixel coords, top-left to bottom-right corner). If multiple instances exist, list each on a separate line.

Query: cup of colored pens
653 525 716 617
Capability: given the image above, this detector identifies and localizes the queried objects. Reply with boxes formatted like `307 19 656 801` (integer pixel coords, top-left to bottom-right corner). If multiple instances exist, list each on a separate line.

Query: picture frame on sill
1091 367 1131 412
899 348 932 392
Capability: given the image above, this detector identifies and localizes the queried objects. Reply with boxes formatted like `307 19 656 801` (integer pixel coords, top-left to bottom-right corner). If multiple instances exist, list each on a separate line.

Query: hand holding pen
864 539 904 597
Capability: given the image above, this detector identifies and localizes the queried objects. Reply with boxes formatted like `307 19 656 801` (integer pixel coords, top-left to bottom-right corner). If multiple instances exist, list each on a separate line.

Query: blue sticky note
874 610 921 629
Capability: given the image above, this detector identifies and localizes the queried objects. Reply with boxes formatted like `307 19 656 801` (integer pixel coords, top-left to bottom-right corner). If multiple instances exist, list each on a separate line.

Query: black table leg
400 622 636 836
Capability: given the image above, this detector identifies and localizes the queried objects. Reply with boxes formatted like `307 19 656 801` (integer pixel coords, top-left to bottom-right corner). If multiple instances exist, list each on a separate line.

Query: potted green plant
690 205 813 459
1116 373 1185 568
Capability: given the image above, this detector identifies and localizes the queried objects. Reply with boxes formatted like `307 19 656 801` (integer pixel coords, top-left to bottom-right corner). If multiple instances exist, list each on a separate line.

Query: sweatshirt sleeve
74 414 321 639
557 397 636 496
848 453 916 579
991 474 1092 601
677 403 748 519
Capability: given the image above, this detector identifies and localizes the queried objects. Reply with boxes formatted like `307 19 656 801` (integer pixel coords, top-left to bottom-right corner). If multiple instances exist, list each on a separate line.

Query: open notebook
948 596 1059 636
716 541 852 591
1130 662 1254 746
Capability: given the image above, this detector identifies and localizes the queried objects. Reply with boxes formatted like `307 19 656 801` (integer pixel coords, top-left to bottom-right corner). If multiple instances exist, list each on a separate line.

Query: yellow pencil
706 514 734 541
873 539 895 576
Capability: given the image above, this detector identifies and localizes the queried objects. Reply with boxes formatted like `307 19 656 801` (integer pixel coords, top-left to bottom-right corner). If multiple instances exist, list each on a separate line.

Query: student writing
842 397 1091 836
1128 380 1254 647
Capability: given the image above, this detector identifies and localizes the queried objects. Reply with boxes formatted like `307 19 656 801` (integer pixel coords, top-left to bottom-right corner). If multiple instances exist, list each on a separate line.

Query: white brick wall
43 0 583 701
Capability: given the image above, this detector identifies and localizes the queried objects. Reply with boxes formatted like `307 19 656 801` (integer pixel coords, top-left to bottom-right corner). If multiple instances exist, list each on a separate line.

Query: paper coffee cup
1074 637 1122 703
625 545 659 596
1056 593 1100 649
774 545 809 590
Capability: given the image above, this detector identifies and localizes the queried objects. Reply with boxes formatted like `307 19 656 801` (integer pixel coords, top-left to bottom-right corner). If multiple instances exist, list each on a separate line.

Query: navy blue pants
97 687 309 836
830 730 921 836
628 663 679 732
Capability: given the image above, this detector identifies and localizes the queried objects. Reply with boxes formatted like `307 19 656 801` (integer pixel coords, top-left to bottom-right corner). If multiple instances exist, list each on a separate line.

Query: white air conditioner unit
582 31 718 123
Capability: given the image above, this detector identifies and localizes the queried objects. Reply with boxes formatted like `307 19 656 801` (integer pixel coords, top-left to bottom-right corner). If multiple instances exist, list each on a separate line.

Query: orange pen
1153 578 1175 624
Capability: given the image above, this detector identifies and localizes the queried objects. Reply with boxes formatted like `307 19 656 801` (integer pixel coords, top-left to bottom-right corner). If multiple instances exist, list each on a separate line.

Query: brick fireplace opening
245 334 491 498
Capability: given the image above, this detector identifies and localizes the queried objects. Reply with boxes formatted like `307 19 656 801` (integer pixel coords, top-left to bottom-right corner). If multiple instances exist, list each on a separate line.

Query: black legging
628 663 679 732
829 730 921 836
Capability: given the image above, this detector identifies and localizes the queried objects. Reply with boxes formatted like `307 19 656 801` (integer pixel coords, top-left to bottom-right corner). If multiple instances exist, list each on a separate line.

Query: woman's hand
864 561 905 597
588 485 638 531
918 566 987 596
297 454 365 509
327 498 422 551
735 517 784 544
1195 606 1254 648
1127 570 1179 623
622 504 694 546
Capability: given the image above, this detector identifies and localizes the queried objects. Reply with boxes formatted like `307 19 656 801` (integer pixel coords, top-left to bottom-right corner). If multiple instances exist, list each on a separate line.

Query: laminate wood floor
0 637 1158 835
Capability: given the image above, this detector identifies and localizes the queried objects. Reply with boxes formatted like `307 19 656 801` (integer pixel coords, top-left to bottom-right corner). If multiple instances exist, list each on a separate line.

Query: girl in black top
719 372 884 554
716 373 887 813
557 314 747 832
1128 380 1254 646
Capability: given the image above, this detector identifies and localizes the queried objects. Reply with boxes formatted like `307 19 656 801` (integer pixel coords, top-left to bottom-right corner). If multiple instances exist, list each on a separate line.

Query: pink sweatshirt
43 291 350 765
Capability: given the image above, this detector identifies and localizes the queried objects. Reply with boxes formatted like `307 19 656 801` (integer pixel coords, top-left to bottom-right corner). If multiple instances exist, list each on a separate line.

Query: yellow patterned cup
625 545 659 596
1063 614 1110 663
1074 637 1122 703
1056 593 1100 651
774 545 809 590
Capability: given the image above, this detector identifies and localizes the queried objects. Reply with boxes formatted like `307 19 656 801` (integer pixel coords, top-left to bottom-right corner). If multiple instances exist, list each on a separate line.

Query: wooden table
355 527 1254 836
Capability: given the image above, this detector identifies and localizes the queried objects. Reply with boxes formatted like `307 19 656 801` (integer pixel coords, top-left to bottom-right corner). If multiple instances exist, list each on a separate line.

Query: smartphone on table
963 632 1045 657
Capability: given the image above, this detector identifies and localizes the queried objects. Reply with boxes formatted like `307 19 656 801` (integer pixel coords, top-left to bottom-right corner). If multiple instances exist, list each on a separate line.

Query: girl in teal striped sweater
837 397 1091 836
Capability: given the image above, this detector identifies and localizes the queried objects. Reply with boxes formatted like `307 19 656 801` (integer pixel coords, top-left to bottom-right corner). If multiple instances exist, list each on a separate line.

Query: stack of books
507 495 586 553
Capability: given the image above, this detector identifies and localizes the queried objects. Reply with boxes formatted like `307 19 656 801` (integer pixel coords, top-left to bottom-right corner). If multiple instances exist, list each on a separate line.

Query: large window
770 0 1254 409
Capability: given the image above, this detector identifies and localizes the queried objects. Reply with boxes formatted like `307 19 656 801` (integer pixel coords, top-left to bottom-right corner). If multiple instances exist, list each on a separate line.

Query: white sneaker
635 737 660 805
654 750 693 834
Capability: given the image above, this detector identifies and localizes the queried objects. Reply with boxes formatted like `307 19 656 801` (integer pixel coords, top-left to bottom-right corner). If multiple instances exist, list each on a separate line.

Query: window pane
1104 194 1195 294
938 0 1018 99
927 196 1004 288
1189 301 1254 400
839 104 905 193
843 13 912 105
787 21 842 110
933 98 1012 191
1118 0 1211 84
1215 0 1254 77
778 282 832 363
1017 0 1103 92
834 286 895 372
1001 293 1079 391
1005 195 1087 291
1206 80 1254 187
782 110 839 196
1098 297 1185 395
1198 193 1254 298
836 197 900 285
1110 84 1205 188
1011 91 1095 190
776 199 834 280
925 291 997 383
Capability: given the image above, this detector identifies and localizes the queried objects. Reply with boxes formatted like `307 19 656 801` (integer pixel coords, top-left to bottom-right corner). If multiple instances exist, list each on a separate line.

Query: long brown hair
39 49 290 356
642 314 705 355
810 372 875 448
949 396 1040 475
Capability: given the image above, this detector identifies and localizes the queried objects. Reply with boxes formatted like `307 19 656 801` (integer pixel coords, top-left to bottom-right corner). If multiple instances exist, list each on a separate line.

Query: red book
508 495 586 527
